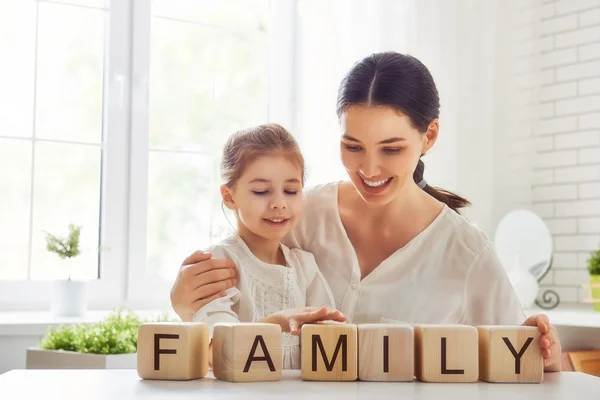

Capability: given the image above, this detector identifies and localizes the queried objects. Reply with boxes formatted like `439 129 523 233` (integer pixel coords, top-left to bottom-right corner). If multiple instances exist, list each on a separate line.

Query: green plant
44 224 81 260
588 249 600 276
40 307 179 355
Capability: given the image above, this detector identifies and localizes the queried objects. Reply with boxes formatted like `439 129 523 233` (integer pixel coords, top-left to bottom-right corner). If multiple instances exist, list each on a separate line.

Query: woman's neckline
331 180 449 280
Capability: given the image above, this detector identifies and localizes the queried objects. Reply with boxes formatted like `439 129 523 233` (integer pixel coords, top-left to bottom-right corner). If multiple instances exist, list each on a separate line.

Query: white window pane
30 142 101 280
35 2 105 144
146 152 225 280
40 0 107 9
149 5 269 151
152 0 269 31
0 0 36 138
0 139 32 280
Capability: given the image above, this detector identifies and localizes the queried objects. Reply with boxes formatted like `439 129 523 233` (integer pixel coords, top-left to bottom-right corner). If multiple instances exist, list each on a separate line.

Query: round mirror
494 209 559 310
494 209 553 280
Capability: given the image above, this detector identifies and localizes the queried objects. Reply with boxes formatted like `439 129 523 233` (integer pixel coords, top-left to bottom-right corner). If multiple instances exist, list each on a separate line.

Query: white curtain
291 0 543 236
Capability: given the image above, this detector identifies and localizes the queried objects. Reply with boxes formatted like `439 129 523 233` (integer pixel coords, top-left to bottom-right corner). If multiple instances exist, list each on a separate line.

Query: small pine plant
44 224 81 260
588 249 600 276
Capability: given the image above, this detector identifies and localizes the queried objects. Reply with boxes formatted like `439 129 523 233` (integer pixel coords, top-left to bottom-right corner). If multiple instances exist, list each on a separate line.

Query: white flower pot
26 348 137 369
51 280 89 317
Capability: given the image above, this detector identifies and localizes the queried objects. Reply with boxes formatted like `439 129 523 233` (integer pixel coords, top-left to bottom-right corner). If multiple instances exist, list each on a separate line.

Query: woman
170 52 561 371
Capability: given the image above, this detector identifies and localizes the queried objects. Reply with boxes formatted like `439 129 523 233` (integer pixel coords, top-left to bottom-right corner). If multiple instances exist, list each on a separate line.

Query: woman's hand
170 251 237 322
522 314 562 372
263 306 347 335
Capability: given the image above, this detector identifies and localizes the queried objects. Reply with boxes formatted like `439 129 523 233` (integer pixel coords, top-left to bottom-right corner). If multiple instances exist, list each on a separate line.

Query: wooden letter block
414 324 478 383
137 322 209 381
478 326 543 383
358 323 414 381
301 323 357 381
212 323 282 382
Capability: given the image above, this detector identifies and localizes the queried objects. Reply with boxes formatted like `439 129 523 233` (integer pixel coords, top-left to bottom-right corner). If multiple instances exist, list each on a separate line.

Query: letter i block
358 324 414 381
137 323 209 380
212 323 282 382
414 324 478 383
301 323 358 381
478 326 543 383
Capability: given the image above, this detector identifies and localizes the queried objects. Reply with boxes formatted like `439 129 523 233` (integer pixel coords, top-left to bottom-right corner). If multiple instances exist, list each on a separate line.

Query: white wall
294 0 600 307
495 0 600 305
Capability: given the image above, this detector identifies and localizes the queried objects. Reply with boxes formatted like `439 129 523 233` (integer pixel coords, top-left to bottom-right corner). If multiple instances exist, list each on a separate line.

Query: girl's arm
261 306 346 335
193 285 240 368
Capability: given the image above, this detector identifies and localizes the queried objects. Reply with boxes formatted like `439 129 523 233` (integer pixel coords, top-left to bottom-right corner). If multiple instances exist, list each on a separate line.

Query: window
0 0 294 310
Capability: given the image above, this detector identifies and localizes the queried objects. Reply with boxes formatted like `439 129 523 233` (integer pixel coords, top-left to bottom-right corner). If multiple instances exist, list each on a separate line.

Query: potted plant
44 224 88 317
27 308 178 369
587 249 600 312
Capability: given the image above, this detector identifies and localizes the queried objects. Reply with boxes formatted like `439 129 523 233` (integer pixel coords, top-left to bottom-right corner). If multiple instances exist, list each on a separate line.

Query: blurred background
0 0 599 373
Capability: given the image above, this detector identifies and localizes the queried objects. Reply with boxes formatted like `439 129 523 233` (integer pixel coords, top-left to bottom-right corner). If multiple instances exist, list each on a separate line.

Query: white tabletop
0 370 599 400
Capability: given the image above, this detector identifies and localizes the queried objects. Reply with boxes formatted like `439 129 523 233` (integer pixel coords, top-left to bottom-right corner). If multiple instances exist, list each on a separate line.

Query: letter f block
137 322 209 380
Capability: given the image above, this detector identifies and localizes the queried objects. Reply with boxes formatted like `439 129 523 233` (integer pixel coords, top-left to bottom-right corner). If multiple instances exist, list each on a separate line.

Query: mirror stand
534 255 560 310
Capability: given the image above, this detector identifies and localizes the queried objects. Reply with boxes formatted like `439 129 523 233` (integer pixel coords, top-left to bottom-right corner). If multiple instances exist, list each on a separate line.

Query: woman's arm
170 250 237 322
462 243 562 372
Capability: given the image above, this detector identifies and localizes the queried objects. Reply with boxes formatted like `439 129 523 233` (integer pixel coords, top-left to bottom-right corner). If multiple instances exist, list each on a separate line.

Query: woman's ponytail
413 159 471 214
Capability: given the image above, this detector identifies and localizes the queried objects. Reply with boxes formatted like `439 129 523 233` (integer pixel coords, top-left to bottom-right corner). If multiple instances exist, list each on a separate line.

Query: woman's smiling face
339 105 437 206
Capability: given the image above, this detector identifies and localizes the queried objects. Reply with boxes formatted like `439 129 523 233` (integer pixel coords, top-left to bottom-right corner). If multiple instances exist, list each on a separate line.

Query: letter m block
301 323 357 381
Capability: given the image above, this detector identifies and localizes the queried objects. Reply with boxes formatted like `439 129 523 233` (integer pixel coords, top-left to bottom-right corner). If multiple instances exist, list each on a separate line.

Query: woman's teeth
363 177 390 187
268 218 284 223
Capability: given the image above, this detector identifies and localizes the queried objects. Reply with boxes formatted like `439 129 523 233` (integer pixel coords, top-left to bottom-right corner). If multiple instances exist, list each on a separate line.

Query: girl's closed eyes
251 189 300 196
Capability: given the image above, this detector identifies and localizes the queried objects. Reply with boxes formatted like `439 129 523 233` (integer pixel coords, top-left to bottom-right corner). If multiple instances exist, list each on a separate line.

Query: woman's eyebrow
342 134 406 144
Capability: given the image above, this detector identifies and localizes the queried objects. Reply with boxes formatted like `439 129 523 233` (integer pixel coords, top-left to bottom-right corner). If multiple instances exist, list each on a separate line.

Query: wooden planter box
26 348 137 369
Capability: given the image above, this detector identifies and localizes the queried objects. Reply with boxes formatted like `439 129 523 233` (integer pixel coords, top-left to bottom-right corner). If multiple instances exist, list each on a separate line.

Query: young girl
193 123 345 370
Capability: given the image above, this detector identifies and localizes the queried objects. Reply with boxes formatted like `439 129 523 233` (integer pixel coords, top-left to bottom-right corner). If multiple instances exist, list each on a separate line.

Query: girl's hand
522 314 562 372
264 306 347 335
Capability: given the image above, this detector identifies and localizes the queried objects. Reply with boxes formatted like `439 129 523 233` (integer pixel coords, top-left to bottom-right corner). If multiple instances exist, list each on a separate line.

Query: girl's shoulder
203 235 245 264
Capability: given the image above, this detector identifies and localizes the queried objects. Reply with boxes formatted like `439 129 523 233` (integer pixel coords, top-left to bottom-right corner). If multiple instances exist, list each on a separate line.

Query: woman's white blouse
193 235 337 370
282 181 527 327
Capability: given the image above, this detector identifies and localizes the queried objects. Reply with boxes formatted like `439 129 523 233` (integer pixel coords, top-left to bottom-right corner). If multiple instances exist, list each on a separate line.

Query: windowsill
523 305 600 328
0 310 175 336
1 306 599 336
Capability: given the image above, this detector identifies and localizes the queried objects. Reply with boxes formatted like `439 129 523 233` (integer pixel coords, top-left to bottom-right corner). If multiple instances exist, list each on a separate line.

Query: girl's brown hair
220 123 305 187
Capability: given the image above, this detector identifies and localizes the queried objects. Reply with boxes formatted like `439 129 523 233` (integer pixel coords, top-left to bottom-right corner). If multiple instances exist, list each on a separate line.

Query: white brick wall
501 0 600 308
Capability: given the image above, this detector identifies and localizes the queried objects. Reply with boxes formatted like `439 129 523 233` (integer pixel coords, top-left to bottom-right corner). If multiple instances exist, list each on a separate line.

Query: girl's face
222 153 304 241
340 105 438 206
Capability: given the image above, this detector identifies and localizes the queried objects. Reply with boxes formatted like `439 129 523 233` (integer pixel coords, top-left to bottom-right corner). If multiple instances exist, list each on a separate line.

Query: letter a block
478 326 543 383
137 322 209 380
301 323 357 381
358 324 414 381
414 324 478 383
212 323 282 382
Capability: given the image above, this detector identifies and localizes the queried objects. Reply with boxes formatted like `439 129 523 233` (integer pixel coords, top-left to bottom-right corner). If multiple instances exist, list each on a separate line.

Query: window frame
1 0 297 311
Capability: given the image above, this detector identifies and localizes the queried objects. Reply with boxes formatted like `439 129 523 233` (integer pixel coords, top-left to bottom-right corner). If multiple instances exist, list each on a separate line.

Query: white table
0 370 599 400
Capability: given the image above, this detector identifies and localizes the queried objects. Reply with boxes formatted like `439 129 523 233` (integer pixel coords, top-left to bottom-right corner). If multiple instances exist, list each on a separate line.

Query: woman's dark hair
336 51 470 213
